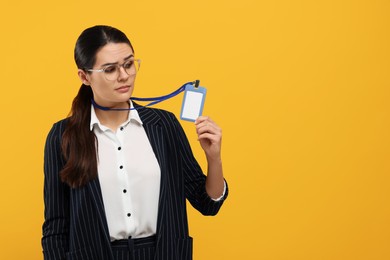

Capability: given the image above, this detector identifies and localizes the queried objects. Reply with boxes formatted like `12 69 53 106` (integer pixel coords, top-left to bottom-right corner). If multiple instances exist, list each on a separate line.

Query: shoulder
46 118 69 141
136 105 179 126
51 118 69 132
136 106 188 140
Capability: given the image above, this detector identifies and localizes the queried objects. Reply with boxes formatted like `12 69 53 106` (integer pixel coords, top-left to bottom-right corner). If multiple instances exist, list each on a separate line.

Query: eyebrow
100 54 134 67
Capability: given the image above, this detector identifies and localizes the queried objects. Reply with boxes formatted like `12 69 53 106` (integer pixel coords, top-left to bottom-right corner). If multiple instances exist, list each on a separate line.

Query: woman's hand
195 116 225 199
195 116 222 162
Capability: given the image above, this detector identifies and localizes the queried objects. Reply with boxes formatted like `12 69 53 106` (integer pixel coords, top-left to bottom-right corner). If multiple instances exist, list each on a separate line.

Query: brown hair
61 25 133 188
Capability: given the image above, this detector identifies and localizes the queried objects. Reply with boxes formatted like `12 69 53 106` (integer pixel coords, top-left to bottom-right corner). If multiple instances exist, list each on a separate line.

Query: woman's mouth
115 85 130 93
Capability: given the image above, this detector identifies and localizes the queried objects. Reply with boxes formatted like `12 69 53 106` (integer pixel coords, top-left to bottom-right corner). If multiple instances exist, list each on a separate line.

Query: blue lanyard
91 81 198 111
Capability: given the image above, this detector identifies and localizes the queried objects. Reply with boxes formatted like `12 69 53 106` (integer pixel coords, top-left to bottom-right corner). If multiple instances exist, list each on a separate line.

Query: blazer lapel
87 177 112 246
136 106 167 237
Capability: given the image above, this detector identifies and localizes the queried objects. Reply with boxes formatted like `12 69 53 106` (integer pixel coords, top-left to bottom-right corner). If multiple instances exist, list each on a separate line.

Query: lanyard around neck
91 80 199 111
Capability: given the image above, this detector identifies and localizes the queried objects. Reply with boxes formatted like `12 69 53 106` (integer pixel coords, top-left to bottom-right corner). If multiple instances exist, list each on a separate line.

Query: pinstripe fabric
111 236 156 260
42 105 228 260
112 246 156 260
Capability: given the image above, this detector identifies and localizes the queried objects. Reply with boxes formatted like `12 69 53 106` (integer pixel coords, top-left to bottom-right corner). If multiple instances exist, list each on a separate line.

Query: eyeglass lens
104 60 139 81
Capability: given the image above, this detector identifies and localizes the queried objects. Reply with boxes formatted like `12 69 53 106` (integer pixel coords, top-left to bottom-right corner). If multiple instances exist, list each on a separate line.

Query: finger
195 116 208 124
195 116 215 125
196 123 221 136
198 132 221 143
195 118 220 132
197 126 222 139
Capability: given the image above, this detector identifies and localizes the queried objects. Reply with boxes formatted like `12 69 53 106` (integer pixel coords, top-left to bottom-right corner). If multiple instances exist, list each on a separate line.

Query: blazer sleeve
170 113 228 216
42 121 69 260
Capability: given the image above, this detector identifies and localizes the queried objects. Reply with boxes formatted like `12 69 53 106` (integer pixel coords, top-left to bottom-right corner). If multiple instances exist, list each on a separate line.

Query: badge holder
180 80 207 122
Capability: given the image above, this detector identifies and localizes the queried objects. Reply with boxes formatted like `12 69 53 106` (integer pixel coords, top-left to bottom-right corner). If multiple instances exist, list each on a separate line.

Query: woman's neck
94 101 130 131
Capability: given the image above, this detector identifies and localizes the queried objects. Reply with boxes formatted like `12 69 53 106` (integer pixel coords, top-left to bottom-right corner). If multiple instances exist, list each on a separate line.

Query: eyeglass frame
86 59 141 81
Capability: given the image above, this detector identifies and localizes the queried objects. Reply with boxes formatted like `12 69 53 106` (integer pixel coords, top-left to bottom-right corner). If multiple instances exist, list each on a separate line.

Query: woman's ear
78 69 91 86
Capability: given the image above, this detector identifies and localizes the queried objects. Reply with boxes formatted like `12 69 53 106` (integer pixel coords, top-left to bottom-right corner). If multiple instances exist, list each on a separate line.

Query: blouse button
118 147 122 151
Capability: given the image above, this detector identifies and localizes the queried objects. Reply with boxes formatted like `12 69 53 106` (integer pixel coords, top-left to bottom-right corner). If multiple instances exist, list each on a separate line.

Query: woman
42 25 228 260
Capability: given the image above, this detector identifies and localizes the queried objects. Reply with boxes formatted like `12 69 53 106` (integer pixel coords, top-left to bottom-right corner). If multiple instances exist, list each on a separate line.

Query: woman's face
78 42 136 108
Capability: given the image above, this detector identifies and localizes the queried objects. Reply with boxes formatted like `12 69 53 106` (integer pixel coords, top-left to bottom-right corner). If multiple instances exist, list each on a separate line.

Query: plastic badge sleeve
180 84 207 122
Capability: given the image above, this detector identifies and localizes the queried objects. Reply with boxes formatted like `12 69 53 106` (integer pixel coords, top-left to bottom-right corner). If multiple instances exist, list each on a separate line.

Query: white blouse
90 103 161 241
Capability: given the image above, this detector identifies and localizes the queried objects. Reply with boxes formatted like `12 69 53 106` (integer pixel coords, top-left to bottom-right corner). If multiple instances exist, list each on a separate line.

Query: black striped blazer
42 105 228 260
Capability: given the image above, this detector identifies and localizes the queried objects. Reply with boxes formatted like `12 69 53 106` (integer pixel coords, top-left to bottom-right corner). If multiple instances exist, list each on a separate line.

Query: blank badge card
180 83 207 122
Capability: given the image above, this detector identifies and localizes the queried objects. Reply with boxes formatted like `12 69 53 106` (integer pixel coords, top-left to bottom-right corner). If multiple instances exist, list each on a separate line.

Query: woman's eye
104 66 116 73
124 61 133 69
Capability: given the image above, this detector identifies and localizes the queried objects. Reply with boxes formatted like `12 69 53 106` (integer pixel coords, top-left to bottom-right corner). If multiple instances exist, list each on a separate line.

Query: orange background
0 0 389 259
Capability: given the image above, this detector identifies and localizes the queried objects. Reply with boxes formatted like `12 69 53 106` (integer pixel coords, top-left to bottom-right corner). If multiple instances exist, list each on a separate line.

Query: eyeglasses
87 59 141 81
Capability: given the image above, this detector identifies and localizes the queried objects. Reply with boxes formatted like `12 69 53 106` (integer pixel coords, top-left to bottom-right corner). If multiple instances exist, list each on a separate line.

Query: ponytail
60 84 98 188
62 25 133 187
